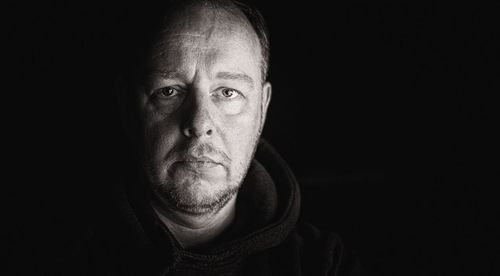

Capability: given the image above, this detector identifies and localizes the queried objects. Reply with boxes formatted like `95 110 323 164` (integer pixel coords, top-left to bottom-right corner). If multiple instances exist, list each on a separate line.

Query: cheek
141 109 180 160
223 105 262 160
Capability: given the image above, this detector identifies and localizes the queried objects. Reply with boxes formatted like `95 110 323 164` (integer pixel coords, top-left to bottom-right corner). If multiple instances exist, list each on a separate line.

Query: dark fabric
43 140 362 275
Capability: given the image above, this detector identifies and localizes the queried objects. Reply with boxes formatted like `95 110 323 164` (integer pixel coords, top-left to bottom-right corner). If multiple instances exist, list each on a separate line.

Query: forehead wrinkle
216 71 254 89
152 29 257 72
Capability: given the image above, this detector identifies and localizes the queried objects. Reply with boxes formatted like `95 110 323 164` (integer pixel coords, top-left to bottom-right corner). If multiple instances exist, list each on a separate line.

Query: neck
152 195 237 250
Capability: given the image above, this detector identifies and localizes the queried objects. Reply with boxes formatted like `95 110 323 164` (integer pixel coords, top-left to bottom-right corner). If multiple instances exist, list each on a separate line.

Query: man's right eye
154 87 182 99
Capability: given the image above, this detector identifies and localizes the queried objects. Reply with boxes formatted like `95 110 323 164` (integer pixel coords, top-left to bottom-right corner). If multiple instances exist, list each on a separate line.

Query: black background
7 2 499 275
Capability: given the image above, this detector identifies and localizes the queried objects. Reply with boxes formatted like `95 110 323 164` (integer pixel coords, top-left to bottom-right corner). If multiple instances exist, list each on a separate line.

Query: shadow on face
124 2 272 215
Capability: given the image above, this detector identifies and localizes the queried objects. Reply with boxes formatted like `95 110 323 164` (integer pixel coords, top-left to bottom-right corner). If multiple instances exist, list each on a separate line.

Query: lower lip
172 161 226 178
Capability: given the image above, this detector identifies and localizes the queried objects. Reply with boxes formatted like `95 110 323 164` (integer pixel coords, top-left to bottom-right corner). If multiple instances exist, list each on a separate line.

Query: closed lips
177 158 221 168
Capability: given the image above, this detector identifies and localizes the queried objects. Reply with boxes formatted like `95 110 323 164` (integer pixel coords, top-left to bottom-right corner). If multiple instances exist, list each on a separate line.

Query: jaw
152 172 239 213
152 187 239 229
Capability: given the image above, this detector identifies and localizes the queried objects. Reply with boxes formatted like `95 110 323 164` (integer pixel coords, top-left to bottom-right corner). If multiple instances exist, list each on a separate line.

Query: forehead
146 5 261 76
162 4 255 41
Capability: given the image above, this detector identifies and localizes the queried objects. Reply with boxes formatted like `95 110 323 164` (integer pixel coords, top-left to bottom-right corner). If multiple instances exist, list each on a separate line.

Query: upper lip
179 156 221 165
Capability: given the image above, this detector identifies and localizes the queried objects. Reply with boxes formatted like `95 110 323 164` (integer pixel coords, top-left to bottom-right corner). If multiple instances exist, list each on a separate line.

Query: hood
101 139 301 274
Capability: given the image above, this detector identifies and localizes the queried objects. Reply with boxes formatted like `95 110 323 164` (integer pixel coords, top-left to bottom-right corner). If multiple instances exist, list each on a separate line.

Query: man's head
122 0 272 216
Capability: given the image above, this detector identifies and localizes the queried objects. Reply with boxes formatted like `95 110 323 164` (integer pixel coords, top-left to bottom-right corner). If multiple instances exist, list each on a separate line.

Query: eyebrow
152 70 255 89
154 70 182 79
216 72 255 90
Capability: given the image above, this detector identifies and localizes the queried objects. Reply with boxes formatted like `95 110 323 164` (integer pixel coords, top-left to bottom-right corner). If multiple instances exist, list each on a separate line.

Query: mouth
176 157 222 169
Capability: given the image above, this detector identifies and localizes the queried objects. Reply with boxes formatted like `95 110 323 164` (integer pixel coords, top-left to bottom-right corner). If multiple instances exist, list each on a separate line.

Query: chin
154 177 239 216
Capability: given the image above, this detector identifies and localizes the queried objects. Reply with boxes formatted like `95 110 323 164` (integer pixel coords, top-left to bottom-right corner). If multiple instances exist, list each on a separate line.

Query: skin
133 4 272 248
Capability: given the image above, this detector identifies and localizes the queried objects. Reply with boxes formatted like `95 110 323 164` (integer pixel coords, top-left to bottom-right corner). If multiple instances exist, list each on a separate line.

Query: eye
217 88 240 99
154 86 182 99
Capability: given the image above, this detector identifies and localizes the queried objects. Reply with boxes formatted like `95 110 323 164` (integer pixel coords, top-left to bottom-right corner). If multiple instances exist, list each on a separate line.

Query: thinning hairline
154 1 267 82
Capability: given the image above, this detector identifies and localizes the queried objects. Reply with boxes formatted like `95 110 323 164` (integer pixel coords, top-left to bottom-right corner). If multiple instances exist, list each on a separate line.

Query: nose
181 94 214 138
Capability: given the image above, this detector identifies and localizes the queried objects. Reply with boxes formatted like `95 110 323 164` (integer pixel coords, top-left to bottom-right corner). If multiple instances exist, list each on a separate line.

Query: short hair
231 0 270 82
114 0 270 83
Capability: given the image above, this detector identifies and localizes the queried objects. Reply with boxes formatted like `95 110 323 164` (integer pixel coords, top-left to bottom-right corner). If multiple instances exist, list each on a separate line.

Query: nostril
183 127 193 137
206 129 213 135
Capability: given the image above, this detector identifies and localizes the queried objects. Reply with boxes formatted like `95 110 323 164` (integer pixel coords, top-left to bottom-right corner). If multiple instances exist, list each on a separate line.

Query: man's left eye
217 88 240 99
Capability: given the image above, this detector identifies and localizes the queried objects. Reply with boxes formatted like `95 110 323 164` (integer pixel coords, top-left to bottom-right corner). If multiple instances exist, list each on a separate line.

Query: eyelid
148 79 185 91
153 86 185 98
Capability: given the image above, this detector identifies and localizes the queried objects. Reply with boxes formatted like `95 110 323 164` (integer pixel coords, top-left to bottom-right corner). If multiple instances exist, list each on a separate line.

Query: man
82 0 361 275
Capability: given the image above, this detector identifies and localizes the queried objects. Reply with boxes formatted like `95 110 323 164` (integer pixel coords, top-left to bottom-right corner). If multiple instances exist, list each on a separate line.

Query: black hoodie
56 140 361 275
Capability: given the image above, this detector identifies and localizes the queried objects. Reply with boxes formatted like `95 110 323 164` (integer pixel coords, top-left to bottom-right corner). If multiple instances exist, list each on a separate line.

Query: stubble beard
150 134 261 216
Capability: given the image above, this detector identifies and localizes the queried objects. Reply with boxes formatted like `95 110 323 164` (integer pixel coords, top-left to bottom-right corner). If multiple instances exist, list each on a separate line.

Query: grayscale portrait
8 1 498 275
107 0 361 274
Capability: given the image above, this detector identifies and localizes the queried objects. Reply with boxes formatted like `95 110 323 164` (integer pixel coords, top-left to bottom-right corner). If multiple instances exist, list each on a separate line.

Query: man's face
135 6 271 215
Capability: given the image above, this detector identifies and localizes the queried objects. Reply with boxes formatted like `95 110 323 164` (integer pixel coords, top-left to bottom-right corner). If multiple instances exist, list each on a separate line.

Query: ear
259 81 272 129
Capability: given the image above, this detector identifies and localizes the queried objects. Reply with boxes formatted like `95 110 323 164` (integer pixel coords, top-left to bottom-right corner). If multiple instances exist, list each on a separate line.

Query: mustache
168 142 231 166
